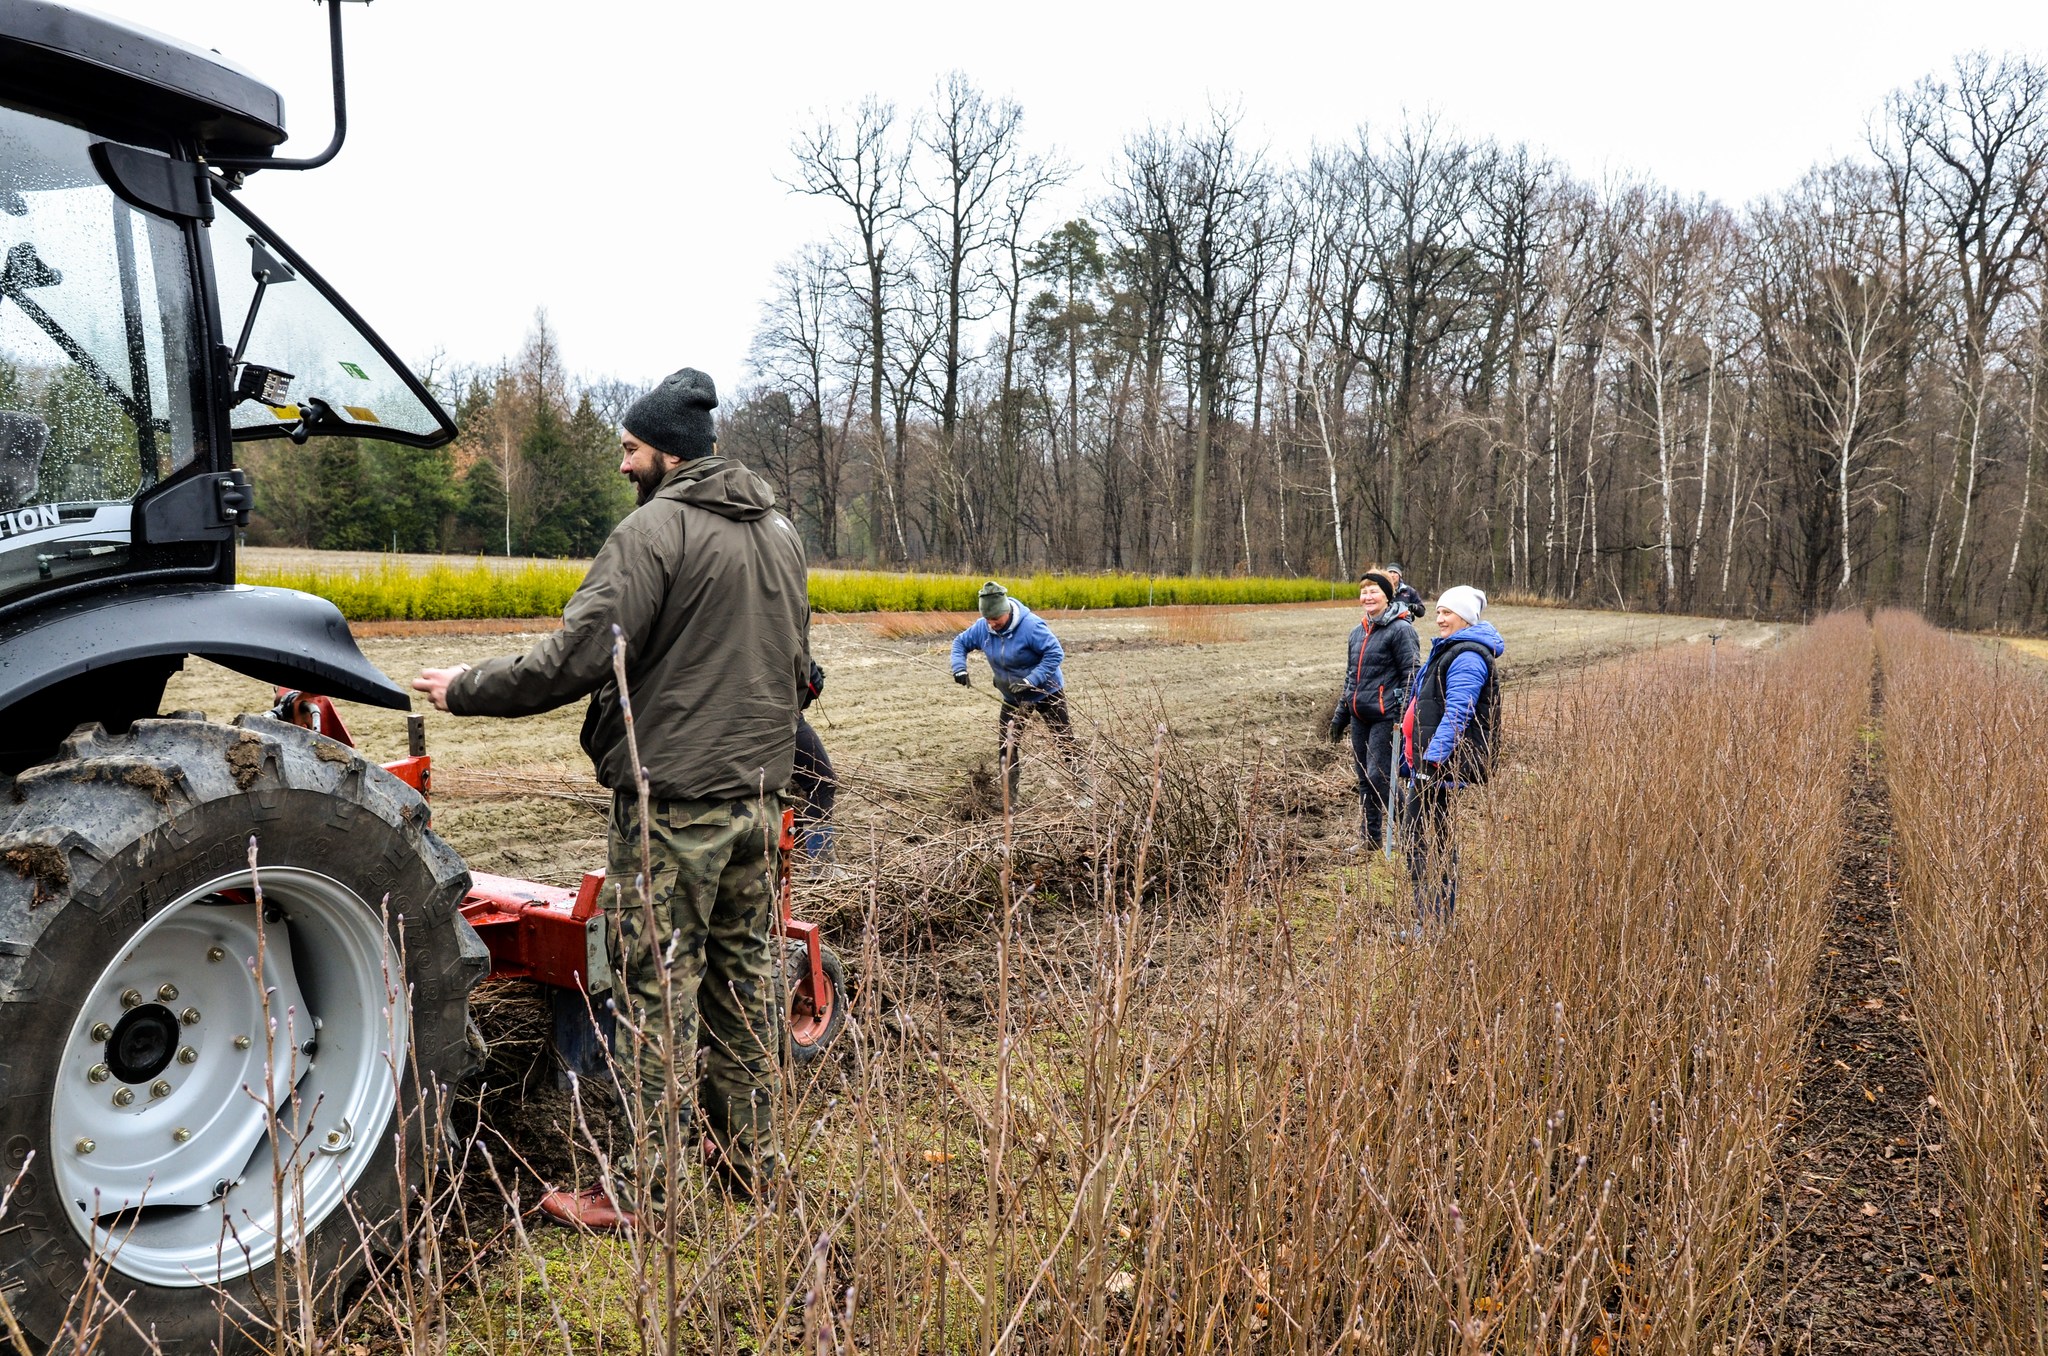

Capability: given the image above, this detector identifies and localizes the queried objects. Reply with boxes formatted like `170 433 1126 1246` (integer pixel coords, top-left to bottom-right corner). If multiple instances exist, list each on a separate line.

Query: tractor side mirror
0 411 50 510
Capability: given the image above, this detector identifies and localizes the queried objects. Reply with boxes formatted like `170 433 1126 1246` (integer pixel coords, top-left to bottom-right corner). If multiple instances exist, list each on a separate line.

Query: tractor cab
0 2 450 766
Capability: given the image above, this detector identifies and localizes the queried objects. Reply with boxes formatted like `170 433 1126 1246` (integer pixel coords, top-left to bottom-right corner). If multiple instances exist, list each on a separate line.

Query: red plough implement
273 691 848 1063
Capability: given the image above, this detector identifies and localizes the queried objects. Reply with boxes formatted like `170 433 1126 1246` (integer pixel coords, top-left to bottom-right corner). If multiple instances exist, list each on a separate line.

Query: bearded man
412 367 810 1228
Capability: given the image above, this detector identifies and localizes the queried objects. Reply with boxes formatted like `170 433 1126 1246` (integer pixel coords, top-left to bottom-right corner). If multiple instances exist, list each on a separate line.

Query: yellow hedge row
240 560 1347 621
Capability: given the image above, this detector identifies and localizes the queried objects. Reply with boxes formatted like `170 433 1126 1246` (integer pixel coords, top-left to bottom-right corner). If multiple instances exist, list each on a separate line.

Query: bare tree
752 244 859 558
1113 106 1276 572
788 98 912 561
1880 53 2048 618
1614 189 1725 603
916 74 1024 535
1750 162 1908 607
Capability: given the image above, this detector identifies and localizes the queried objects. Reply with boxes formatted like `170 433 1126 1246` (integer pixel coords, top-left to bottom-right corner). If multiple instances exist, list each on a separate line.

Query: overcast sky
85 0 2048 398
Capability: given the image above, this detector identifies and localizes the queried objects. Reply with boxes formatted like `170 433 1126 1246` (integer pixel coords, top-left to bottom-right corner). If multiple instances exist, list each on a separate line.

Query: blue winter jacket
1409 620 1505 764
951 601 1066 701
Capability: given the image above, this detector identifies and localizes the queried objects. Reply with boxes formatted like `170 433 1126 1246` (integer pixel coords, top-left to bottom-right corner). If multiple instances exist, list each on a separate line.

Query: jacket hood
1436 619 1505 657
657 455 776 521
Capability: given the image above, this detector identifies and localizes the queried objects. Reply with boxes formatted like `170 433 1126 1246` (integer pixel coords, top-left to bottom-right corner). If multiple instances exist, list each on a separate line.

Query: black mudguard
0 580 408 717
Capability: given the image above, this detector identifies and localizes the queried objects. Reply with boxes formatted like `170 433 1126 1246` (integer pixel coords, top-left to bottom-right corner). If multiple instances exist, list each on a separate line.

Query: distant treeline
718 54 2048 630
255 53 2048 631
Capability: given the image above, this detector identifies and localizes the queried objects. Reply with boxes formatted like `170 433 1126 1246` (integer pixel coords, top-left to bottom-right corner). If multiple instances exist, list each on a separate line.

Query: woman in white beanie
1396 585 1504 936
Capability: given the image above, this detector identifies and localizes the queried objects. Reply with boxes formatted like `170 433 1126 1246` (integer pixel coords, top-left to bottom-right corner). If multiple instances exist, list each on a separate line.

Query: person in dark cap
1329 569 1419 850
949 581 1082 802
412 366 810 1228
1384 563 1426 623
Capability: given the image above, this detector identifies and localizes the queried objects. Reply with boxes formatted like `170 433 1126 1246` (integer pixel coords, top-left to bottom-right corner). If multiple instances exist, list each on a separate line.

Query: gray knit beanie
977 580 1011 623
623 367 718 460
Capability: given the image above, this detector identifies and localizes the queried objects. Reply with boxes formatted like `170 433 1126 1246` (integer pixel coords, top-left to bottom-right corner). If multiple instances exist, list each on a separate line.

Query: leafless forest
714 54 2048 628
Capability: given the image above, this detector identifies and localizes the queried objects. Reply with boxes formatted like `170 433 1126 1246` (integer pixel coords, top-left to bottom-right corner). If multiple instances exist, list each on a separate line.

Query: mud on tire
0 714 486 1351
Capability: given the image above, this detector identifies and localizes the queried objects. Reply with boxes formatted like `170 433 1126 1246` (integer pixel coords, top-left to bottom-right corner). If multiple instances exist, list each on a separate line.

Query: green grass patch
240 558 1348 621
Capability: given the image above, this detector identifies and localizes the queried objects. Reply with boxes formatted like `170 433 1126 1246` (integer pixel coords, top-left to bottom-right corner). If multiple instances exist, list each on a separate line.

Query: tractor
0 3 844 1348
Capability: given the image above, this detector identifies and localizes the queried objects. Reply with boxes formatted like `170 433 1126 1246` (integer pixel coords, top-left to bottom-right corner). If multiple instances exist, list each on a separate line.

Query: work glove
1414 758 1448 785
1328 712 1350 743
953 671 970 686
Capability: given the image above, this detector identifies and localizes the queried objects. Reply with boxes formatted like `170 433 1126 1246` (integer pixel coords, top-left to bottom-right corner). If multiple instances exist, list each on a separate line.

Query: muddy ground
162 602 1785 889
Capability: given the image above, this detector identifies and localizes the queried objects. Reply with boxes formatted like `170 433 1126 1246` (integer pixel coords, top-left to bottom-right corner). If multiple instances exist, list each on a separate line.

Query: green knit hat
977 580 1010 622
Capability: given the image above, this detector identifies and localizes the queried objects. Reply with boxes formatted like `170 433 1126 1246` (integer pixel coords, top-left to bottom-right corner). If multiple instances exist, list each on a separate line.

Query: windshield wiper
0 242 164 438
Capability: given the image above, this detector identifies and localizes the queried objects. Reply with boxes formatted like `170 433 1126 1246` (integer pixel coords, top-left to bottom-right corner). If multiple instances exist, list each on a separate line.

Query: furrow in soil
1752 680 1967 1352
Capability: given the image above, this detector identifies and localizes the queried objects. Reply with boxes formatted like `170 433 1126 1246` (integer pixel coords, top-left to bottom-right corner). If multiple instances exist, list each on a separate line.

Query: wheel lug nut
206 947 225 963
149 1079 171 1100
324 1130 343 1147
233 1035 251 1051
74 1138 94 1155
112 1088 133 1107
177 1047 197 1065
172 1127 191 1143
119 988 141 1009
87 1063 110 1084
181 1007 201 1026
157 983 178 1002
90 1023 111 1043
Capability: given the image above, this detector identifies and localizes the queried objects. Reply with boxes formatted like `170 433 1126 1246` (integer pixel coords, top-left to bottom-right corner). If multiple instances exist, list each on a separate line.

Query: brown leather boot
536 1184 638 1233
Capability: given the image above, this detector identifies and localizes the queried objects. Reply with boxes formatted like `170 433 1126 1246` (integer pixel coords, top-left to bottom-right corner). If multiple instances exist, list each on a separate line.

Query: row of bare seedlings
26 619 1871 1354
1876 611 2048 1355
566 617 1863 1354
1019 615 1868 1353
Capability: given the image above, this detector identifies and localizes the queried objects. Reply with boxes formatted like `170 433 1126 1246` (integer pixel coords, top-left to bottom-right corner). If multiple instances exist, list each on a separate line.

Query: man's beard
630 463 665 505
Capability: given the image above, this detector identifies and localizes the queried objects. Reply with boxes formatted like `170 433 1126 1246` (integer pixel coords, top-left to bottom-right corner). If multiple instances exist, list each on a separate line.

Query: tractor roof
0 1 286 154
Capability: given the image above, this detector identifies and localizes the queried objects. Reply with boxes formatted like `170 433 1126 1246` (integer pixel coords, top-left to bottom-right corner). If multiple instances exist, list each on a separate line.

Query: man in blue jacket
1399 584 1504 935
950 581 1079 801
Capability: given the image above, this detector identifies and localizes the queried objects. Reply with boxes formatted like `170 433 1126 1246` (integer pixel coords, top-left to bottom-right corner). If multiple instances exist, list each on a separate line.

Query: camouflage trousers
606 789 784 1179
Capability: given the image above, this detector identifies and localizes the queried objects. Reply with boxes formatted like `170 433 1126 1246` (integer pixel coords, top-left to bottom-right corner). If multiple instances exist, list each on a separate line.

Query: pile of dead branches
806 708 1300 947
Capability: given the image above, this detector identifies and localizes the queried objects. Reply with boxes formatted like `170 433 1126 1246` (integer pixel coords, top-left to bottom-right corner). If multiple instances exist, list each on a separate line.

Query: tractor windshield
0 101 203 598
213 193 454 447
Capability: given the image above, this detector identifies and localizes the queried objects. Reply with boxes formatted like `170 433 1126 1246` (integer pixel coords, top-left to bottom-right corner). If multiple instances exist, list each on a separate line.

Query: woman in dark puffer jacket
1329 569 1420 849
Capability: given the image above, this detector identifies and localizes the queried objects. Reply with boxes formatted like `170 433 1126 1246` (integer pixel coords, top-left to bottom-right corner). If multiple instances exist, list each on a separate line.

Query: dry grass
1877 611 2048 1354
424 616 1862 1354
862 610 977 641
22 614 1871 1354
1160 608 1250 644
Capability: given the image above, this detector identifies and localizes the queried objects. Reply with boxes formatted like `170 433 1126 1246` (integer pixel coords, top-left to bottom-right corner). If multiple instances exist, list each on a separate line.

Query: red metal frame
459 869 609 990
273 688 833 1013
777 807 829 1007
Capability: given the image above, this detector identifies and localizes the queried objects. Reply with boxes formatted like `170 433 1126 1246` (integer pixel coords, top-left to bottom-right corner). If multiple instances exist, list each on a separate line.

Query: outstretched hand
411 664 470 712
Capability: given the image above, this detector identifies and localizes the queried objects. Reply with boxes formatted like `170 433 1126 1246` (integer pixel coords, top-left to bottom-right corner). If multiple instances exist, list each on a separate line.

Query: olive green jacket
448 457 811 801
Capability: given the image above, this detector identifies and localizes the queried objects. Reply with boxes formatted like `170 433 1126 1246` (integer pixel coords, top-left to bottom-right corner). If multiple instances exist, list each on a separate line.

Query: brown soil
351 617 566 638
224 731 266 790
1751 701 1967 1351
164 604 1783 891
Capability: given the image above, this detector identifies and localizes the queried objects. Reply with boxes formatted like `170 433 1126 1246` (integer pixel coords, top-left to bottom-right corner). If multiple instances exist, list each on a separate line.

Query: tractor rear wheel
0 714 486 1351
